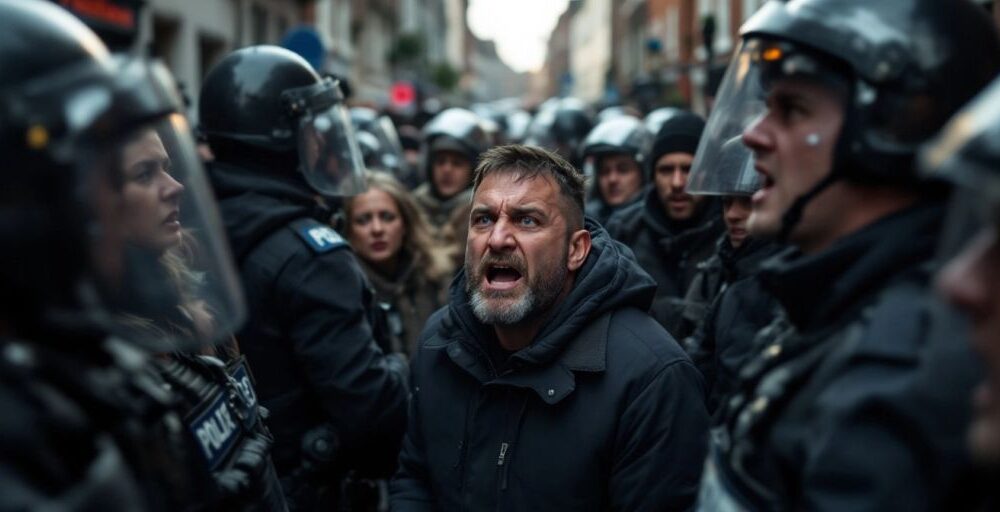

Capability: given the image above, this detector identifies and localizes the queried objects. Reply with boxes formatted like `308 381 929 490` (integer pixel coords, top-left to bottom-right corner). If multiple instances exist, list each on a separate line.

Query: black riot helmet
200 45 366 196
644 107 686 138
580 116 654 180
350 106 405 175
0 0 244 350
922 76 1000 258
505 109 532 143
525 97 594 166
595 105 640 125
690 0 1000 237
420 107 490 181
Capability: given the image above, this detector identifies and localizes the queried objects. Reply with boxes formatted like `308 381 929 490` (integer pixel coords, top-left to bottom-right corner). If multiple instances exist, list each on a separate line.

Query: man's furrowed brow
509 205 549 220
471 204 495 216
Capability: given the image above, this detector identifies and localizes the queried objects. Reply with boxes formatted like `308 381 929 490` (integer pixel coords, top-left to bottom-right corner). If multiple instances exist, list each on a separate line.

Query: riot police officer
694 0 1000 509
643 107 684 137
604 112 724 334
580 116 653 225
411 107 490 232
349 106 411 184
926 76 1000 507
682 135 781 416
199 46 409 510
0 1 259 509
524 97 594 169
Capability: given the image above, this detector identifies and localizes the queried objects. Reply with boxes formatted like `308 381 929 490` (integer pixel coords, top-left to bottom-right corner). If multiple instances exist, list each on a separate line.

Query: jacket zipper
496 392 530 507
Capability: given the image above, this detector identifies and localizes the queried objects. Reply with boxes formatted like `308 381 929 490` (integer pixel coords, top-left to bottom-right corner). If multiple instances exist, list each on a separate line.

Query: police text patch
290 218 348 253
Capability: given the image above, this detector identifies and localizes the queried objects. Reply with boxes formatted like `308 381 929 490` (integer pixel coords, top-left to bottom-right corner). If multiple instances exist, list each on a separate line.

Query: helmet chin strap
777 129 850 242
777 169 840 242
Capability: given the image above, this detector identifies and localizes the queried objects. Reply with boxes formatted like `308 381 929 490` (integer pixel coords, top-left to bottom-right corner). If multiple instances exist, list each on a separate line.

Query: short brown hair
472 144 586 230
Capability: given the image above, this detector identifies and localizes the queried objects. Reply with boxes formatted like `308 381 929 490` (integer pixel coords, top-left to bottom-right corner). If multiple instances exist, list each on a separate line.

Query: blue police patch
189 392 241 470
290 218 348 253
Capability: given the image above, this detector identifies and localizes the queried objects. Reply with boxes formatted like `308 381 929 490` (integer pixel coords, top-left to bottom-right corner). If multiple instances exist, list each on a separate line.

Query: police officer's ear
567 228 591 272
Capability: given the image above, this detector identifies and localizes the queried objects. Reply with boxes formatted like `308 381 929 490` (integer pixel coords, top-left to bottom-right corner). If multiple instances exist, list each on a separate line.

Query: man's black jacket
391 219 710 511
208 161 408 481
605 187 724 335
704 202 980 511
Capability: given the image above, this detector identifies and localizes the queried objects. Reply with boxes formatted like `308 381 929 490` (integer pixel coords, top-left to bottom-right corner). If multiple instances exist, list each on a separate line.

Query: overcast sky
467 0 571 73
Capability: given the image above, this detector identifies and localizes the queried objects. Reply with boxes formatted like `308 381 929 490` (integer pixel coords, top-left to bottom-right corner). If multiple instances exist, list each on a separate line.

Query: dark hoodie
606 186 725 335
207 160 408 490
391 220 709 511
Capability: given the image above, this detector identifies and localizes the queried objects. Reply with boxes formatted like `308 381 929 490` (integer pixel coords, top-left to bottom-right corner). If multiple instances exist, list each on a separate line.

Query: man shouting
391 145 709 511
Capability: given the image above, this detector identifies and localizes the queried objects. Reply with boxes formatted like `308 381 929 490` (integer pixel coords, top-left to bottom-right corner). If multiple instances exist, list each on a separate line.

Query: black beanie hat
650 112 706 170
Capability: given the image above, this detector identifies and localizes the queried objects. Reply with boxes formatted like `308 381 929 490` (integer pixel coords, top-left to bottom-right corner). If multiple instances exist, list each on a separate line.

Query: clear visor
687 41 767 196
374 116 405 173
582 155 597 180
937 179 1000 263
86 115 245 353
298 103 368 197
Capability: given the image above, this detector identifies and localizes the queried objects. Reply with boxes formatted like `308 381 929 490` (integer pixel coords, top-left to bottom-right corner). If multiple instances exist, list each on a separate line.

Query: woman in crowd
345 171 453 356
112 127 239 354
114 126 288 511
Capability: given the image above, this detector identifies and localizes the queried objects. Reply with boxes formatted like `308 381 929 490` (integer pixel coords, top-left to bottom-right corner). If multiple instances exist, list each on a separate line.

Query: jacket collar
427 218 654 404
640 188 723 251
357 251 417 298
425 311 611 405
719 236 782 283
760 201 944 331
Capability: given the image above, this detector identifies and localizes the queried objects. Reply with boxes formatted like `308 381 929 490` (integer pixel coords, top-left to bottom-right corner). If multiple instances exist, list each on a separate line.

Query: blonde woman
345 171 454 356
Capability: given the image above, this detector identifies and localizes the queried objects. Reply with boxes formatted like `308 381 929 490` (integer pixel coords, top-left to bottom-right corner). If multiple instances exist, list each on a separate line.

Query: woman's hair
115 230 237 357
345 171 454 284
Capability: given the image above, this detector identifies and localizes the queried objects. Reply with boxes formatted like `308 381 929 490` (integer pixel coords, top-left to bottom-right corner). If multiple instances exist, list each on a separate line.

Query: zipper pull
497 442 509 466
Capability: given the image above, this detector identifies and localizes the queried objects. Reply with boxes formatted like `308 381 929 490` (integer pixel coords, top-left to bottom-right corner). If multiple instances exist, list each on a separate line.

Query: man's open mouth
486 265 523 284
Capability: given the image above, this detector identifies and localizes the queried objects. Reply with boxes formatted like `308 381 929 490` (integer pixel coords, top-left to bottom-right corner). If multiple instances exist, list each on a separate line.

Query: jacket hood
445 218 657 368
208 160 324 262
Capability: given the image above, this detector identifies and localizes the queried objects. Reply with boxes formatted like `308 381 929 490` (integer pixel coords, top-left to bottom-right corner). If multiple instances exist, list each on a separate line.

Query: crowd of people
7 0 1000 510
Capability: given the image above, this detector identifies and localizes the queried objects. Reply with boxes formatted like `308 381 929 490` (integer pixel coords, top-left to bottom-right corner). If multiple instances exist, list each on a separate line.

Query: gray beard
465 261 568 327
469 287 537 326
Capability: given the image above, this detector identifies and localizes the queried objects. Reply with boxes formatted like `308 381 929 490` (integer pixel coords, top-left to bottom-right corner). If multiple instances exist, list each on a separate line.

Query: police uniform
157 353 288 511
0 334 214 511
702 204 979 510
687 0 1000 509
207 159 408 509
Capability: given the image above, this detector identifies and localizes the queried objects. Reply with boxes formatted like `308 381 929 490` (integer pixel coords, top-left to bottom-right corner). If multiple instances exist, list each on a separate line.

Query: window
252 3 267 43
